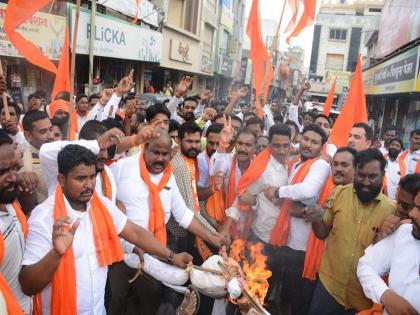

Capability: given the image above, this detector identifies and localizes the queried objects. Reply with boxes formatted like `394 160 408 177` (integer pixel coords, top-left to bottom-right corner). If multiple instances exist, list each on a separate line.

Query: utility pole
88 0 96 93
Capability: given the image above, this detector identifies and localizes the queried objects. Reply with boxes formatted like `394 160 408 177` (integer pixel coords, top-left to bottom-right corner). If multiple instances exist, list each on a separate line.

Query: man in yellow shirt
306 148 395 314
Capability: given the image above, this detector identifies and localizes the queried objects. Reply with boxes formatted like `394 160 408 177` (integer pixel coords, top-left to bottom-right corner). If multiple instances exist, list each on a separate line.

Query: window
167 0 199 34
329 28 347 40
325 54 344 70
203 24 214 54
220 30 230 56
207 0 217 13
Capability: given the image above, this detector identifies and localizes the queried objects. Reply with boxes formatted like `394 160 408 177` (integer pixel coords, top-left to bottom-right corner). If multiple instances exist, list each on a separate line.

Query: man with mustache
264 123 331 314
378 125 400 155
400 128 420 174
348 122 373 152
108 129 225 314
209 119 256 238
170 121 226 315
22 110 55 204
331 147 357 186
0 130 32 313
314 113 337 157
307 149 395 314
19 145 193 314
357 173 420 315
197 123 225 225
384 138 406 200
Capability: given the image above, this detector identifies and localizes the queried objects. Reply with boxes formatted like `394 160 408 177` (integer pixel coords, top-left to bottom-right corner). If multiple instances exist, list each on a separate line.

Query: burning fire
230 240 272 305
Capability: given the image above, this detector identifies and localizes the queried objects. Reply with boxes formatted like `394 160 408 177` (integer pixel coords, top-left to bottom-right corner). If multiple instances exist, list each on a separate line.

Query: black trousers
107 261 163 315
308 279 356 315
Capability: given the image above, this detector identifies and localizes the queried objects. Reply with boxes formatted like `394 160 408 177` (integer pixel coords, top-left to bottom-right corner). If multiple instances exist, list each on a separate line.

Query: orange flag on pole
4 0 58 74
285 0 300 33
131 0 141 25
322 78 336 117
286 0 316 44
247 0 274 118
51 26 70 101
329 55 367 148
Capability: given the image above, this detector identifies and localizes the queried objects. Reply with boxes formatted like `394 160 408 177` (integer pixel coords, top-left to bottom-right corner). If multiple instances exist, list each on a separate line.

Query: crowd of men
0 72 419 315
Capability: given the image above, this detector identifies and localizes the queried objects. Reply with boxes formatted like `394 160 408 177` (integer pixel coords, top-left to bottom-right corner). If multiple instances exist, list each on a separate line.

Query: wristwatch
167 250 175 264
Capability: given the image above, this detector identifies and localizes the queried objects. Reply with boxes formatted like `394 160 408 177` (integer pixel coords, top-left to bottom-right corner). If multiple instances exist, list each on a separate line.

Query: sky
244 0 322 72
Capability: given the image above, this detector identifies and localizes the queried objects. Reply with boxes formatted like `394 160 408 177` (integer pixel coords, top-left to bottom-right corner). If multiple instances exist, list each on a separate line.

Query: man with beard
264 123 331 315
68 94 90 140
109 129 225 314
400 128 420 174
314 113 337 157
307 148 395 314
357 173 420 315
197 124 225 225
384 138 406 200
379 125 399 155
170 121 225 315
19 145 193 314
22 110 54 204
0 130 31 313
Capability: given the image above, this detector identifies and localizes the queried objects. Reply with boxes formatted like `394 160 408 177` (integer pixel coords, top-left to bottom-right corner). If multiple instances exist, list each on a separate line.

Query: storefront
68 3 162 95
363 45 420 146
0 3 66 108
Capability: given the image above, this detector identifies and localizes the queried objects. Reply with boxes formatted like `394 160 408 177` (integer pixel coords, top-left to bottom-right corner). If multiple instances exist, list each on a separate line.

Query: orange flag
4 0 58 74
285 0 300 33
329 55 367 148
322 78 336 117
131 0 141 25
247 0 274 118
51 26 70 101
286 0 316 44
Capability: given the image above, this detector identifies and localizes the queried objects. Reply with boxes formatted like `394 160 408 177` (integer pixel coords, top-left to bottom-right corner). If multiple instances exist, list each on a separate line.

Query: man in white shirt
19 144 193 315
264 123 331 315
400 128 420 174
109 130 225 314
0 130 31 313
379 126 400 156
384 138 406 200
0 101 28 152
357 174 420 315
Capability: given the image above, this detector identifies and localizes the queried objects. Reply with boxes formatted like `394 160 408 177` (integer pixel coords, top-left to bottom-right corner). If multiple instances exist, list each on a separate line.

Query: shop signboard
219 56 233 77
169 39 193 65
69 4 161 63
201 54 213 74
363 46 419 95
0 3 66 60
323 69 351 93
97 0 159 28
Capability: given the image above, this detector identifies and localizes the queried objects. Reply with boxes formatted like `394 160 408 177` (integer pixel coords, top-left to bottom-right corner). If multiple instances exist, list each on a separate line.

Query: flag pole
0 58 9 120
67 0 81 140
261 0 287 104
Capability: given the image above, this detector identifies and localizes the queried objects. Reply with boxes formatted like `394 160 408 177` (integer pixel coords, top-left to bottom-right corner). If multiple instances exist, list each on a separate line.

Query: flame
229 240 272 305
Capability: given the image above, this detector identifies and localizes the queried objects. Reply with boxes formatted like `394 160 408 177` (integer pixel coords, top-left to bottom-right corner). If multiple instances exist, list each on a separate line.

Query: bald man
109 129 225 314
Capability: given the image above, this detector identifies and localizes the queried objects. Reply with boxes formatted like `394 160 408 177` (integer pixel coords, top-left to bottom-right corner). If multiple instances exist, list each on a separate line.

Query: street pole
88 0 96 94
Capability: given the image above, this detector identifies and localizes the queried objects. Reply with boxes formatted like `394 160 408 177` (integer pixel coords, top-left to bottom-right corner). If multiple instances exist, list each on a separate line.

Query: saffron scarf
182 155 212 260
225 155 237 209
204 152 226 223
400 149 420 173
269 158 319 246
68 110 89 141
100 169 113 201
302 176 334 281
139 151 172 245
36 185 124 315
0 201 27 315
237 148 271 211
381 156 407 196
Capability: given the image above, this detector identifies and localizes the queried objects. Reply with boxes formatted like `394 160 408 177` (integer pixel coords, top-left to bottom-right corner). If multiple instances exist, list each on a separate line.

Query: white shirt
210 152 241 193
379 142 388 156
262 105 275 132
0 204 31 313
385 158 404 200
111 154 194 266
403 149 420 174
247 156 288 243
86 93 122 122
40 140 117 203
279 159 331 251
22 193 127 315
288 103 302 131
197 151 210 188
326 143 337 157
357 224 420 315
167 96 183 123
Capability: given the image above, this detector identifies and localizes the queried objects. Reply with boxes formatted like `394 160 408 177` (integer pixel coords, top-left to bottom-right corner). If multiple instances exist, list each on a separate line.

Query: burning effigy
130 239 272 314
